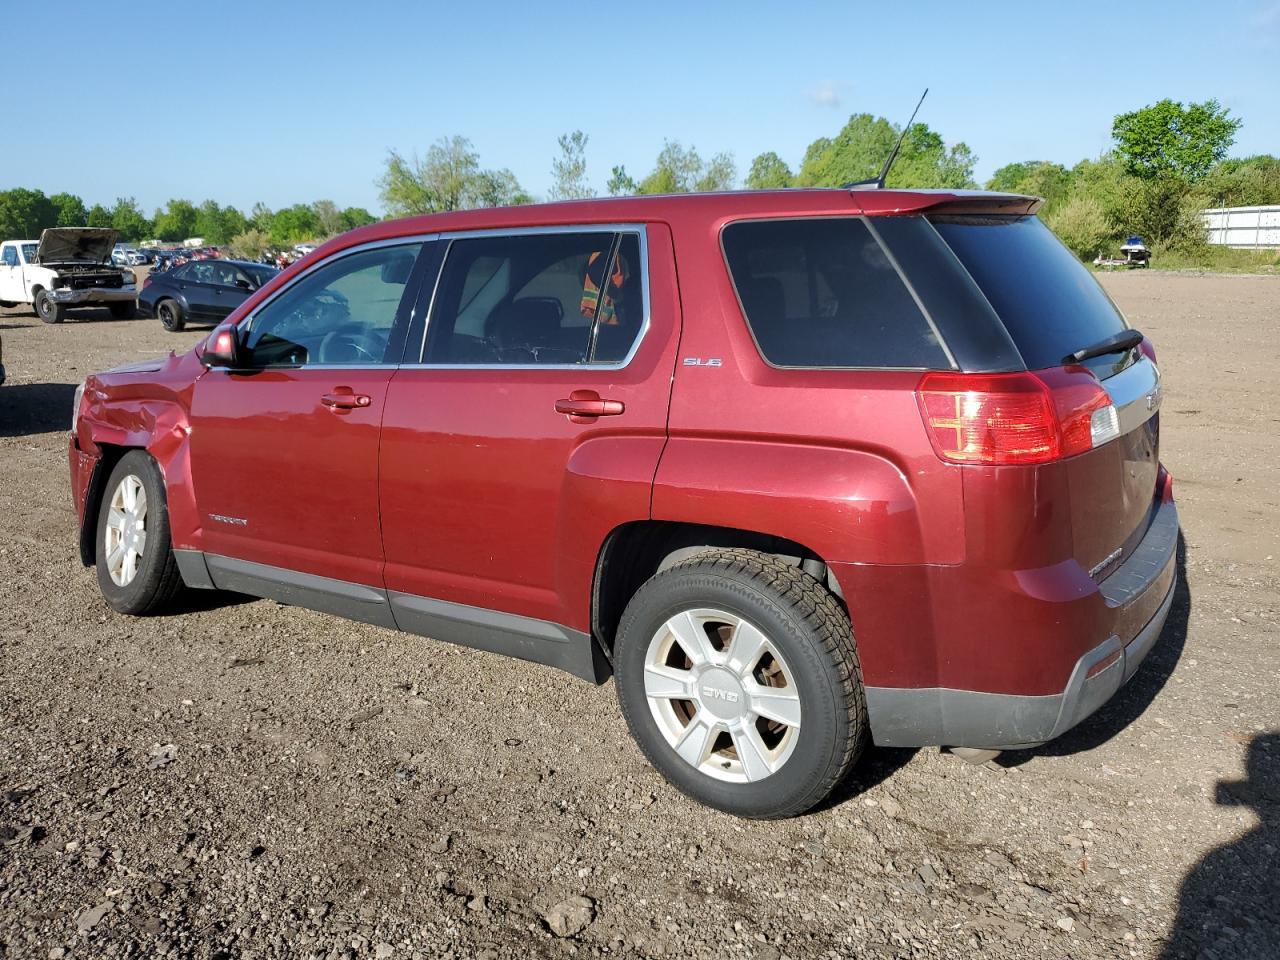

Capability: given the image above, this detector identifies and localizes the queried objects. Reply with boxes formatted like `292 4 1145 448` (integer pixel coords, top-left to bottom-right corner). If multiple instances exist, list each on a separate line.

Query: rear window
930 215 1128 372
722 218 949 369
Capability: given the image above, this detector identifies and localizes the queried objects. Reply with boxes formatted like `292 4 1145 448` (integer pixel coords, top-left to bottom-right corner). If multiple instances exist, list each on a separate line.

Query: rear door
929 214 1161 576
378 224 680 635
177 261 221 321
188 240 430 600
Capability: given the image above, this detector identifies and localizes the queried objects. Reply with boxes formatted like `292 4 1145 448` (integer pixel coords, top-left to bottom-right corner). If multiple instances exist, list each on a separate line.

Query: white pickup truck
0 228 138 323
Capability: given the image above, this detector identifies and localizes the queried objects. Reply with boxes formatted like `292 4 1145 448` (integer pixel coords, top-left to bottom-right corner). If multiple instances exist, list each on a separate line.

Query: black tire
95 450 186 615
108 301 136 320
34 289 65 324
615 549 867 819
157 298 185 332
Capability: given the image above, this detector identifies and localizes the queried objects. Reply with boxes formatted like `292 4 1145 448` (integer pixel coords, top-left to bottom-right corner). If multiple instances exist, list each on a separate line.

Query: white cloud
808 81 841 108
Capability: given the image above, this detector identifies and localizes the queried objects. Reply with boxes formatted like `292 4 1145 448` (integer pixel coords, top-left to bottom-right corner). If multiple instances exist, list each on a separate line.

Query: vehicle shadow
0 321 36 330
1159 731 1279 958
168 588 256 615
997 530 1191 765
813 746 919 814
0 382 77 438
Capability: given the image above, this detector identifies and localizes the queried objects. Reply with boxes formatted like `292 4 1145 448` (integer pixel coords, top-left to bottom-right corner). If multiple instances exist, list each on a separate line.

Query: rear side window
930 215 1128 372
423 231 645 365
721 218 948 369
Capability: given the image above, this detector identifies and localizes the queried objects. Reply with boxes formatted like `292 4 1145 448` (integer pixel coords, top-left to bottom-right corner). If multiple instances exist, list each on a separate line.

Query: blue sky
3 1 1278 216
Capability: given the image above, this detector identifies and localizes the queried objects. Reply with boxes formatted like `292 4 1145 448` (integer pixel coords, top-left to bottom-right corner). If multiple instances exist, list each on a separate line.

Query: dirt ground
1 272 1277 960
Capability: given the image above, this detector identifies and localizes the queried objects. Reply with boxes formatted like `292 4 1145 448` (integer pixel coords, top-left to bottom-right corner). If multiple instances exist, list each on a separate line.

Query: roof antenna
846 88 929 190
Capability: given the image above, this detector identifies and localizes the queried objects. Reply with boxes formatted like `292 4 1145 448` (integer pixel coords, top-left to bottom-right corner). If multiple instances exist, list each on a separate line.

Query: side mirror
234 278 253 290
202 324 243 368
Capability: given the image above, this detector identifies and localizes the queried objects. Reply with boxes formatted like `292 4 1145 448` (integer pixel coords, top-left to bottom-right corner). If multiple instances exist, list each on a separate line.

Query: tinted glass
207 262 240 286
423 231 645 365
1 247 16 267
241 263 278 287
930 215 1128 372
721 218 948 369
244 243 422 366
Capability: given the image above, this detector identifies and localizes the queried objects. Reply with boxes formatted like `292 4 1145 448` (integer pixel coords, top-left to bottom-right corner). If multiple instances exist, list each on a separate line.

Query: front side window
244 243 422 366
20 243 37 263
423 231 645 365
722 217 948 369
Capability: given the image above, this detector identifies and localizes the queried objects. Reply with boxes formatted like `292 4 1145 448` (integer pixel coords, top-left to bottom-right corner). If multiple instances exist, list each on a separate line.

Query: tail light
917 368 1120 466
142 275 152 289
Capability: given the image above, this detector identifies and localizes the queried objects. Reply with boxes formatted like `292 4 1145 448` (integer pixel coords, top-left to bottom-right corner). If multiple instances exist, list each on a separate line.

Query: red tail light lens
917 369 1118 466
142 275 152 289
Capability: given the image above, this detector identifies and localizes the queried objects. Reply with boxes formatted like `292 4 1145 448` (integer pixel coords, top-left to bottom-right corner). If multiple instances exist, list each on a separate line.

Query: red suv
68 189 1176 818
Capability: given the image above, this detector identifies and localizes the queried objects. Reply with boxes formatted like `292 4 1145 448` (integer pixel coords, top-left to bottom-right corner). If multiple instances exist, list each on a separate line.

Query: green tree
339 207 377 231
86 204 112 228
695 153 737 192
1112 99 1241 182
470 169 532 207
1197 155 1280 207
154 199 198 242
109 197 151 242
638 141 704 194
228 229 272 260
550 130 594 200
1045 194 1111 259
50 192 88 227
194 200 244 245
311 200 344 237
269 204 320 246
745 152 794 189
797 114 976 188
606 165 638 196
249 202 274 234
985 160 1073 213
0 188 57 238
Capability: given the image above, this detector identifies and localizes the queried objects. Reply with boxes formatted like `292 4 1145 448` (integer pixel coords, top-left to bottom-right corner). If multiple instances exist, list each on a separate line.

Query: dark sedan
140 259 278 332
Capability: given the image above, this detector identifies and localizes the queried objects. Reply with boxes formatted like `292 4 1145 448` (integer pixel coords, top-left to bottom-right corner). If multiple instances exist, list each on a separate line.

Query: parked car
139 258 278 331
1 230 137 322
127 249 149 266
293 242 317 257
67 189 1176 818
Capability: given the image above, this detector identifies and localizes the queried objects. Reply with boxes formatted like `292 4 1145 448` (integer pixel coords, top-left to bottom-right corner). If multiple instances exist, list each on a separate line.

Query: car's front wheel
95 450 185 615
615 549 867 819
34 290 65 324
157 299 185 332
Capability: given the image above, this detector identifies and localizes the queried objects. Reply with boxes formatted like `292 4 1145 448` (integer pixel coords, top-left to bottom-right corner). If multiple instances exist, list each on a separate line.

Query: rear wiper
1063 328 1144 365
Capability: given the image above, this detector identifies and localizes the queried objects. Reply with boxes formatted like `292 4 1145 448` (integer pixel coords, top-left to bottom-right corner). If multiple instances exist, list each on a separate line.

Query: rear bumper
864 495 1179 749
48 286 136 305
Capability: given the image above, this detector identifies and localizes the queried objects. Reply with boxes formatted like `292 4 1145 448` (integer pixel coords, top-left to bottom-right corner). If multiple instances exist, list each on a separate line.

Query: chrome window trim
717 214 960 373
402 222 652 371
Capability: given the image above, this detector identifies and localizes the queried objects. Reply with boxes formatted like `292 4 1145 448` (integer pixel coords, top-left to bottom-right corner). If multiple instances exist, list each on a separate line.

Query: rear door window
423 231 645 365
721 218 949 369
929 215 1129 374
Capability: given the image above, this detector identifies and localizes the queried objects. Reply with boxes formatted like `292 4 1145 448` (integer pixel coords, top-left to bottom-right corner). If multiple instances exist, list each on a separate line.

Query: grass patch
1148 245 1280 274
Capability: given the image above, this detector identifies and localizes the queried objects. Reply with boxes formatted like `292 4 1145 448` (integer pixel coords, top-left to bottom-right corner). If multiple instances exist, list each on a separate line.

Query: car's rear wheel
615 549 867 819
95 450 185 615
108 301 136 320
34 290 64 324
157 299 185 332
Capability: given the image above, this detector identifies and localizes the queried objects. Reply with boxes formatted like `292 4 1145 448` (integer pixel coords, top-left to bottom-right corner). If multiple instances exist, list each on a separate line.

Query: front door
379 226 680 634
0 244 23 302
188 240 429 598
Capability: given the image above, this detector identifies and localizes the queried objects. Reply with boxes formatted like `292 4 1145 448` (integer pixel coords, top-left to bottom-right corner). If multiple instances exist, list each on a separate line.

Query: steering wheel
319 327 382 363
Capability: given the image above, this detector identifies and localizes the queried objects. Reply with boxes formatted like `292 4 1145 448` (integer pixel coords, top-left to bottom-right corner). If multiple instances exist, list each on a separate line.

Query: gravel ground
1 272 1277 960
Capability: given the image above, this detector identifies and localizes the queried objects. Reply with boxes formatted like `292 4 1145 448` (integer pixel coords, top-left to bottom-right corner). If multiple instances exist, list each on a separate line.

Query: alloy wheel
104 474 147 586
643 607 801 783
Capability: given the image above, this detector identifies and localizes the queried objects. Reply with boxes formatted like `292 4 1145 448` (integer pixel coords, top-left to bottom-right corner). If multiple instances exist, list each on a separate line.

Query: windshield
929 215 1130 375
242 264 279 287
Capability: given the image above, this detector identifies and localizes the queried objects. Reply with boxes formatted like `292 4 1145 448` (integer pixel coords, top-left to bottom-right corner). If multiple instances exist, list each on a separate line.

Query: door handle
321 392 372 410
555 390 624 420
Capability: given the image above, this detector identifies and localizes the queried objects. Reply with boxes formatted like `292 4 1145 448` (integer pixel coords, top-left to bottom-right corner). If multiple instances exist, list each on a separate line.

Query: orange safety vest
579 250 626 325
